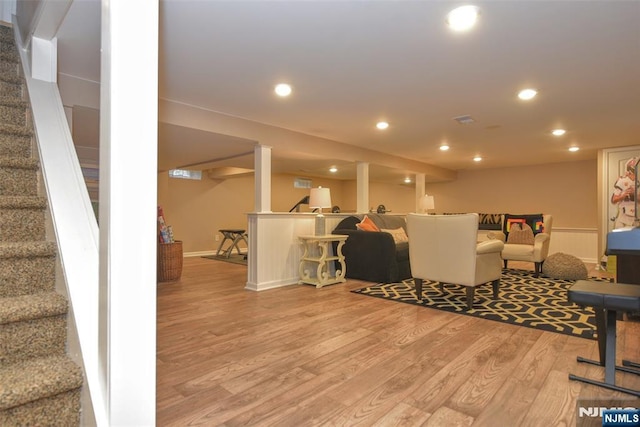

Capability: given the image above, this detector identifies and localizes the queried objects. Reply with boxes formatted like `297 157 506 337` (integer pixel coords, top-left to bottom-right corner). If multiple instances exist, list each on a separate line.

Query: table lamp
419 194 435 214
309 186 332 235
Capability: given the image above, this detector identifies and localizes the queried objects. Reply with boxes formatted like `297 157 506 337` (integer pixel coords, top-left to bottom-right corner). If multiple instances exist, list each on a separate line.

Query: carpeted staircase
0 24 83 426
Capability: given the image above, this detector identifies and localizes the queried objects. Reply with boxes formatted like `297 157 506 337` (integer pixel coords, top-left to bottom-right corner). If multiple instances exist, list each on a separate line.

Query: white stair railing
13 21 106 427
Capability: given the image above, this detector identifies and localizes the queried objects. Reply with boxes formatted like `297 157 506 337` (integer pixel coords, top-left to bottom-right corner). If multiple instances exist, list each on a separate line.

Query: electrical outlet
215 235 220 242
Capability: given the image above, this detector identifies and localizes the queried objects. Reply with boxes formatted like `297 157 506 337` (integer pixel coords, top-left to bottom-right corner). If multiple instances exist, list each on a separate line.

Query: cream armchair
487 214 553 277
407 213 505 310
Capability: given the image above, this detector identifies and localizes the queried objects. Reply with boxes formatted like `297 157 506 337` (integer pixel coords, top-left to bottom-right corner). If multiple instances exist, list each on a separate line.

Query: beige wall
340 180 417 214
425 159 597 228
158 172 254 253
159 159 597 253
158 173 348 253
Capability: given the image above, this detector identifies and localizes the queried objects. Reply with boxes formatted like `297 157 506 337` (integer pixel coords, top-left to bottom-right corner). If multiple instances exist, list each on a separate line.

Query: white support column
415 173 425 213
356 161 369 213
255 145 272 213
99 2 158 426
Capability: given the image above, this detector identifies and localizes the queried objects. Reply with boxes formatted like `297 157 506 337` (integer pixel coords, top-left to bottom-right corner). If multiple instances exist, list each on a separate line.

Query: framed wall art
599 146 640 261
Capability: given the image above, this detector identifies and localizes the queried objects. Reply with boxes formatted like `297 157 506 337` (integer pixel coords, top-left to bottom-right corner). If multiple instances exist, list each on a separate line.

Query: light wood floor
157 258 640 426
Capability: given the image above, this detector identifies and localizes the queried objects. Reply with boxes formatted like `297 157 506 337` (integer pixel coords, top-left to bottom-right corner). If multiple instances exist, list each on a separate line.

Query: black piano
606 227 640 285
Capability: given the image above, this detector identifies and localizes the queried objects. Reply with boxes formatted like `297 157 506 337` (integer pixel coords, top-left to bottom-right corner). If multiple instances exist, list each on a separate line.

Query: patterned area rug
353 269 612 339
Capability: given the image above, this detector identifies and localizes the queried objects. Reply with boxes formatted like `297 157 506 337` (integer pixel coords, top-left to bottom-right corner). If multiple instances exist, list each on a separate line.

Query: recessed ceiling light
518 88 537 101
329 166 338 173
440 144 450 151
447 5 480 32
552 129 566 136
274 83 292 97
376 121 389 130
569 146 579 152
473 156 482 162
404 177 412 184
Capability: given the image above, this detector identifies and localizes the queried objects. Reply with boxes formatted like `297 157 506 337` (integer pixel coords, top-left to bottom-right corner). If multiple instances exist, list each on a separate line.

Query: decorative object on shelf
289 195 310 212
419 194 435 214
376 204 387 214
157 205 175 243
309 186 332 235
157 206 183 282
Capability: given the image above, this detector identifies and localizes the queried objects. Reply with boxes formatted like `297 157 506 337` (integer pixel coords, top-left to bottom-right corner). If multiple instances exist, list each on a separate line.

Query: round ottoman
542 252 588 280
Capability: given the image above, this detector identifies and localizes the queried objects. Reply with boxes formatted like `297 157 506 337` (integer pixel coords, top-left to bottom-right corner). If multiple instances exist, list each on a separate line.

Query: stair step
0 75 22 99
0 51 19 64
0 157 38 196
0 24 83 425
0 97 28 128
0 32 18 63
0 292 67 365
0 25 15 45
0 196 47 242
0 41 17 56
0 124 33 158
0 242 56 298
0 61 19 78
0 355 82 426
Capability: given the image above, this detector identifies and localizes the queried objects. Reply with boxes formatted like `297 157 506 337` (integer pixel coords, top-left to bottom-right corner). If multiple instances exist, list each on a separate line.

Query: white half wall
246 213 349 291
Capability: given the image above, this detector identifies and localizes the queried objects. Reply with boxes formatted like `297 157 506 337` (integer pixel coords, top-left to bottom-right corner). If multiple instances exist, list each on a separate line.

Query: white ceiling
57 0 640 184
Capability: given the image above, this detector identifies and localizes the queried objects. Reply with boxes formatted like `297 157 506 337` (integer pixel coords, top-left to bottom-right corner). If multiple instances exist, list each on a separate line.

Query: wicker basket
158 241 183 282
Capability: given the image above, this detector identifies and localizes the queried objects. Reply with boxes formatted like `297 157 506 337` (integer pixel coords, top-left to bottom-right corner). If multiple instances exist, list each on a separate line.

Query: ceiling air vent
453 115 475 125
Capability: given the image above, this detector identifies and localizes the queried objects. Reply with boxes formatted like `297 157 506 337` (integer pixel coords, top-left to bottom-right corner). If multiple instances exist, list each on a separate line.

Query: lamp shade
309 187 332 209
419 194 435 211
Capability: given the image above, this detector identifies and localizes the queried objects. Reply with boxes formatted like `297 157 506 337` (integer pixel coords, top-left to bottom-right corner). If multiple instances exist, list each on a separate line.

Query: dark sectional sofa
332 214 411 283
331 212 505 283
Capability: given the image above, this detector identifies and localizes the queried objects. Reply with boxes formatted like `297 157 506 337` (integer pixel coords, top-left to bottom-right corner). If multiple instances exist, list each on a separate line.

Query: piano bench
567 280 640 396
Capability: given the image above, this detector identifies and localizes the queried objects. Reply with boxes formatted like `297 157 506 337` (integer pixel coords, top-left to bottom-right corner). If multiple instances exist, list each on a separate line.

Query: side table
298 234 348 288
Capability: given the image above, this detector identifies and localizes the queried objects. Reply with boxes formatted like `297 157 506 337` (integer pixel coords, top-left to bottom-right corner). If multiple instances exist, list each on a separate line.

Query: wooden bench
216 229 248 258
567 280 640 396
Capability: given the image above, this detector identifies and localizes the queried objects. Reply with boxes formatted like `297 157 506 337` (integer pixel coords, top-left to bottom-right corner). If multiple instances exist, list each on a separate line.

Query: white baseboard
184 250 217 258
245 278 298 291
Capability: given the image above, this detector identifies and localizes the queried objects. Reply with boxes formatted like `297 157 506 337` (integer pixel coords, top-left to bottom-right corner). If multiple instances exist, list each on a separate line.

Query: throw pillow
356 215 380 232
506 223 535 245
504 213 545 237
478 213 503 230
381 227 409 244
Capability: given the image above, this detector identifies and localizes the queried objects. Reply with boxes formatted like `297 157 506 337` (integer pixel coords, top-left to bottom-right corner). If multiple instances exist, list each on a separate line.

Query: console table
298 234 348 288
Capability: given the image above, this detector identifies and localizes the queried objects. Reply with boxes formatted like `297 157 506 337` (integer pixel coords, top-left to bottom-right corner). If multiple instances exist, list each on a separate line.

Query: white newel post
100 2 158 426
31 36 57 82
